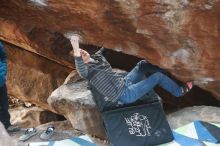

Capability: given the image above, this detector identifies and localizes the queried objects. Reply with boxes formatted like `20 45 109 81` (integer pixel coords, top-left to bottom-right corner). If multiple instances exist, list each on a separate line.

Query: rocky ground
1 119 108 146
1 1 220 145
9 121 81 146
3 103 220 146
4 96 108 146
5 79 220 146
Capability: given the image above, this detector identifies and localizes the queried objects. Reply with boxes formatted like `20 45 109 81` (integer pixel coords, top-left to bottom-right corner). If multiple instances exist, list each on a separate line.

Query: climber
0 41 20 132
70 36 193 104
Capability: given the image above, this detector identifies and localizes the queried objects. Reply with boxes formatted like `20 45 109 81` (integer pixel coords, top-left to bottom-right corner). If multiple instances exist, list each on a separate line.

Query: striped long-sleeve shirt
74 51 125 102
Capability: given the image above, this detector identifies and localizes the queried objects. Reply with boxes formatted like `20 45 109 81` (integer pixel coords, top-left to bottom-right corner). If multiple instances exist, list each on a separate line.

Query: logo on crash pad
125 113 151 137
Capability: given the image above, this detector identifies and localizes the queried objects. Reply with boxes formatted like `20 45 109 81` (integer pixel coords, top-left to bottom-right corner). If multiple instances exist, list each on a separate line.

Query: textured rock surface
167 106 220 129
9 106 62 128
48 72 220 139
47 77 106 138
5 106 220 146
0 122 18 146
0 1 220 141
10 121 80 146
48 69 128 139
0 120 108 146
0 123 14 146
0 0 220 100
9 120 108 146
5 43 71 110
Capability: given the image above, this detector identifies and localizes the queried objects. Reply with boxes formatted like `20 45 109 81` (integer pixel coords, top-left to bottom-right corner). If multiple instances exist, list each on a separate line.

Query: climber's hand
80 49 91 64
70 35 80 56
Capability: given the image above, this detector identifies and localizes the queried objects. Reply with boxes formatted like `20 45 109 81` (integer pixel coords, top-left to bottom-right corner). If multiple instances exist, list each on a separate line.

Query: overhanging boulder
1 1 220 100
47 72 106 138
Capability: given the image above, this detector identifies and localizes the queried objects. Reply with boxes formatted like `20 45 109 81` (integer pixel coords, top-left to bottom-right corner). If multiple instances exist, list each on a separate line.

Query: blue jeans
119 60 183 104
0 84 11 128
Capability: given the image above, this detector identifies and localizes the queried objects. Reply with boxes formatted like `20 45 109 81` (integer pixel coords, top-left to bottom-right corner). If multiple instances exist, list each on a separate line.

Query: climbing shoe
182 81 194 95
7 125 20 133
19 127 37 141
40 126 55 140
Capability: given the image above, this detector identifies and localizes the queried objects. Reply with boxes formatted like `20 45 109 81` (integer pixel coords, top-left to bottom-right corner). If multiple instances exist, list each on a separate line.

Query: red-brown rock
6 43 71 110
0 1 220 100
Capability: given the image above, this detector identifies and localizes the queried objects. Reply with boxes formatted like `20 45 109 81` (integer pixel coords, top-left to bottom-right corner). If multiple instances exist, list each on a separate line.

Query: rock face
6 43 71 110
47 71 106 138
0 0 220 101
48 69 128 138
0 122 17 146
167 106 220 129
0 1 220 140
9 106 62 128
11 121 81 146
48 71 220 139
